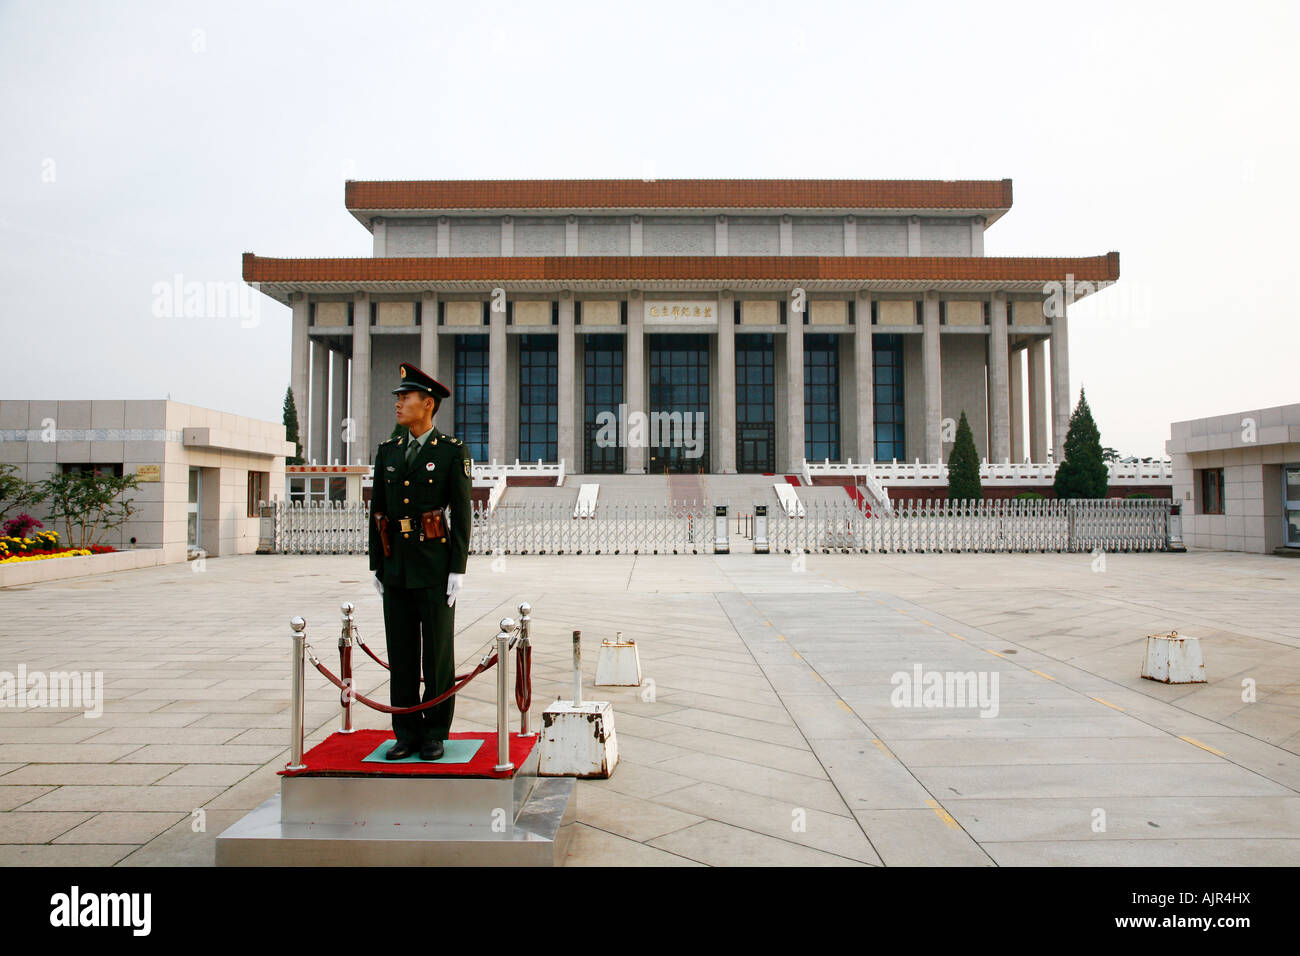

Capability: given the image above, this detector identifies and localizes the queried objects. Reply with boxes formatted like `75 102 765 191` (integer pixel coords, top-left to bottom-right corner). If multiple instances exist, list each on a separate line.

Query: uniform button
440 537 446 542
428 479 433 483
403 480 409 486
403 498 409 504
403 533 410 539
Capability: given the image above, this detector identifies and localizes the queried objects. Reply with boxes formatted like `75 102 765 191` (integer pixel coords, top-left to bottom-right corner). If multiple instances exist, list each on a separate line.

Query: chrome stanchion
286 616 307 771
494 618 515 773
338 602 355 734
518 601 535 737
572 629 582 706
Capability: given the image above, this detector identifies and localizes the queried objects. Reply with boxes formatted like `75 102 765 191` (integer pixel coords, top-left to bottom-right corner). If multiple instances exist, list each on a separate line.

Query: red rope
311 653 496 715
355 631 473 682
515 643 531 713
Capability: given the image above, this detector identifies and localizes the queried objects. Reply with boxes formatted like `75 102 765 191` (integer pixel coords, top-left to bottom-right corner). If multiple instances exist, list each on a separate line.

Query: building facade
0 400 293 561
244 179 1119 475
1167 402 1300 554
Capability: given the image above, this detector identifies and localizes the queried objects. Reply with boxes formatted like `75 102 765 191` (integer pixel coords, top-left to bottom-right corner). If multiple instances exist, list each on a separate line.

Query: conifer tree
283 385 304 465
947 410 982 502
1053 387 1109 499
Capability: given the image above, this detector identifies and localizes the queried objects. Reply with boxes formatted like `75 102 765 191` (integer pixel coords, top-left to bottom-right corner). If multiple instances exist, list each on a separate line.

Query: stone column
625 292 646 473
557 294 575 470
350 293 371 466
420 293 438 374
500 216 514 256
372 218 387 256
854 292 873 462
922 292 943 463
290 293 309 457
715 215 728 256
988 292 1011 463
717 291 736 473
489 300 506 464
1009 347 1025 462
1028 338 1049 462
786 289 805 471
1050 300 1071 460
908 216 921 255
330 349 348 465
310 338 328 464
779 215 793 255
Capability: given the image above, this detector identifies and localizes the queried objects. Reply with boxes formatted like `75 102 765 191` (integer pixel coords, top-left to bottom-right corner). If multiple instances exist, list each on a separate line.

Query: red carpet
280 729 538 779
784 475 801 486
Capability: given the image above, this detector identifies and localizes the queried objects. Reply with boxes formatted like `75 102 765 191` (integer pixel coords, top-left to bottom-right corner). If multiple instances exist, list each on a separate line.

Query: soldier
368 362 473 760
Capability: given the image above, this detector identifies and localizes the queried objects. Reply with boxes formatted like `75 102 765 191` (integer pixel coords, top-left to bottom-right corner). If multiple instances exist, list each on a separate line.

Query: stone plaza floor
1 547 1298 866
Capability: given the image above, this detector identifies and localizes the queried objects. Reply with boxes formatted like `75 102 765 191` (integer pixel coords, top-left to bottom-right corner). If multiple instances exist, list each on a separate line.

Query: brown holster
374 513 392 557
420 509 447 540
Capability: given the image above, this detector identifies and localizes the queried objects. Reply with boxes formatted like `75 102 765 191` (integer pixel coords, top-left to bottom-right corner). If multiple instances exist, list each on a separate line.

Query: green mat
361 738 484 765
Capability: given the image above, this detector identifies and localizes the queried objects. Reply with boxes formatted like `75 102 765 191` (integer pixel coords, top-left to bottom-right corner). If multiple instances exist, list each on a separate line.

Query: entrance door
1286 465 1300 548
187 467 201 550
738 424 774 473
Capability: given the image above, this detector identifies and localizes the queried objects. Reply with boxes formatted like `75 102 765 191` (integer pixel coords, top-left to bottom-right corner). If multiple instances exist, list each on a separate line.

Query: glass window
454 335 490 462
583 334 625 474
873 334 905 461
804 334 840 462
1200 468 1224 515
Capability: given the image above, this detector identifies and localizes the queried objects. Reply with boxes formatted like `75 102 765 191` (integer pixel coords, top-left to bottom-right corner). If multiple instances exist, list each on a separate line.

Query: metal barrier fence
269 496 1170 555
469 498 711 554
272 500 369 555
766 497 1170 554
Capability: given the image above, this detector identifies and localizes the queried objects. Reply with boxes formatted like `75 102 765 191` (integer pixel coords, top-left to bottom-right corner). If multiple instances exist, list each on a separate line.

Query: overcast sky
2 0 1296 459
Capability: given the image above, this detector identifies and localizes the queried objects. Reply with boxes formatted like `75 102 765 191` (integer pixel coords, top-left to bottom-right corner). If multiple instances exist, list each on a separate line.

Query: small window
1200 468 1225 515
247 471 269 517
60 463 123 477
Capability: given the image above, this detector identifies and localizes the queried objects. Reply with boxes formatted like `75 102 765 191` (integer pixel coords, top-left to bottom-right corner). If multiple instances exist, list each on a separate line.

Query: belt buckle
398 517 413 533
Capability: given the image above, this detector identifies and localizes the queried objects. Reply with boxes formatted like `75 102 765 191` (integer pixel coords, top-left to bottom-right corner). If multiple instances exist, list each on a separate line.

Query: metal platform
216 743 577 866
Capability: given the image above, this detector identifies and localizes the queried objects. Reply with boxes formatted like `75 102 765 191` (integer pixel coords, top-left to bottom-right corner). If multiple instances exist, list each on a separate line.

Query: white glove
372 574 384 597
446 572 464 607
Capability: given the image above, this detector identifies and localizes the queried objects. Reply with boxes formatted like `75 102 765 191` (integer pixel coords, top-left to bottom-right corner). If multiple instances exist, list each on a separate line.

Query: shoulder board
449 437 462 445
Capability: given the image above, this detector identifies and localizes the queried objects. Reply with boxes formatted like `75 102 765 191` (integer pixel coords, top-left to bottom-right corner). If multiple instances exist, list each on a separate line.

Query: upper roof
344 178 1015 224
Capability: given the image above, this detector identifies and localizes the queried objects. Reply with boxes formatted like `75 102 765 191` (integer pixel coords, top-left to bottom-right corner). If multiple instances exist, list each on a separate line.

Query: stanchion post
338 602 355 734
518 601 534 737
572 629 582 706
494 619 515 773
287 616 307 771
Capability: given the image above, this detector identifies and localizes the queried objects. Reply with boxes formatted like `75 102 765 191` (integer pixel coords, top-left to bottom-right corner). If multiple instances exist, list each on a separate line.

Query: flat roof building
244 178 1119 475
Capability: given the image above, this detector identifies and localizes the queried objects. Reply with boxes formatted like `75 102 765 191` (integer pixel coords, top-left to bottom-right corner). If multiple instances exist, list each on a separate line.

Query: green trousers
381 582 456 746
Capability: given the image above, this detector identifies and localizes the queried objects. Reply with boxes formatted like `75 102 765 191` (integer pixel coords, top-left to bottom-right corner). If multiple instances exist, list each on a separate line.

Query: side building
244 178 1119 475
0 400 294 561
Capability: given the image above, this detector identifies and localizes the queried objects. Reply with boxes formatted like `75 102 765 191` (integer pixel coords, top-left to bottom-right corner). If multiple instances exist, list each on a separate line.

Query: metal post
338 602 355 734
286 616 307 771
572 629 582 706
494 620 514 773
518 601 534 737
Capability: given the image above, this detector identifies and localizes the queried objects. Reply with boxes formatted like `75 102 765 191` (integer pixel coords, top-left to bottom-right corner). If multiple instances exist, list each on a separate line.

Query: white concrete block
1142 632 1206 684
594 635 642 687
539 700 618 779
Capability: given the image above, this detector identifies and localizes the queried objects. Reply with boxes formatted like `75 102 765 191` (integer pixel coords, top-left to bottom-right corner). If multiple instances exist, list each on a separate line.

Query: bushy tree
1053 387 1109 499
33 471 140 548
283 385 303 465
0 463 39 523
946 410 982 501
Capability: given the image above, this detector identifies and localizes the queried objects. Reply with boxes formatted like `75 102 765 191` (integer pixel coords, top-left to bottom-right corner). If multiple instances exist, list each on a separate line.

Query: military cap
391 362 451 398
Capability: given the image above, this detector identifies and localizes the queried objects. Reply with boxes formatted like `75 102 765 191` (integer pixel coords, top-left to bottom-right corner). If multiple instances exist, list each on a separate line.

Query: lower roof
243 253 1119 304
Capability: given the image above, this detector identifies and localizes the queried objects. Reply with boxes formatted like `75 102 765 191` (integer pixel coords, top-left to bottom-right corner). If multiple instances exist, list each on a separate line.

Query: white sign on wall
643 300 719 326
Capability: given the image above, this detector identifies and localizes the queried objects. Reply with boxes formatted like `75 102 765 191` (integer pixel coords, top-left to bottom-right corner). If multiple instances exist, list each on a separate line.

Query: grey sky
2 0 1296 459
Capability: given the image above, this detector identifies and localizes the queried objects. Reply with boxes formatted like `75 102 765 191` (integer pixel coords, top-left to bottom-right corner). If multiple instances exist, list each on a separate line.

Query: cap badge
426 462 435 471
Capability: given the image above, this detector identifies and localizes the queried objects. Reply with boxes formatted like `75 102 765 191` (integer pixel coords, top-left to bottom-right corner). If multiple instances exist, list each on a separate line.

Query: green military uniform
368 364 473 749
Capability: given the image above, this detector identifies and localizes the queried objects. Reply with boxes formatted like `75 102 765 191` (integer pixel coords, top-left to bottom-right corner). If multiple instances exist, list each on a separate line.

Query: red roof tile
344 179 1013 212
243 252 1118 284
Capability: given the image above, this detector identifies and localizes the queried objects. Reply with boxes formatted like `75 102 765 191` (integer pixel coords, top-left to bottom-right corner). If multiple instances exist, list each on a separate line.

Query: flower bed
0 530 117 564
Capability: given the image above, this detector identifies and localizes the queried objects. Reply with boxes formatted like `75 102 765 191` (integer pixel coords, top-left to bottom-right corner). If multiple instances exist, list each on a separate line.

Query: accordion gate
268 497 1171 555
